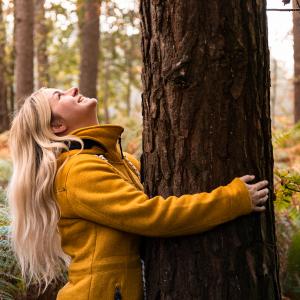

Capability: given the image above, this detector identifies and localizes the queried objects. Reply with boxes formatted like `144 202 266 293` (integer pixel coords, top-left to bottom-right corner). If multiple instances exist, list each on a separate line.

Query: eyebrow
52 90 62 96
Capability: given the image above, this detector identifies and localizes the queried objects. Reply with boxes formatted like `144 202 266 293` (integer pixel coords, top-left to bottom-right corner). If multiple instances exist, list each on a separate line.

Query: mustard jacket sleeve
65 155 252 237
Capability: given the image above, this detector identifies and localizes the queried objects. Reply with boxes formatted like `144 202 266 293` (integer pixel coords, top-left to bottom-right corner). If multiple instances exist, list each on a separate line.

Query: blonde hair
7 88 82 292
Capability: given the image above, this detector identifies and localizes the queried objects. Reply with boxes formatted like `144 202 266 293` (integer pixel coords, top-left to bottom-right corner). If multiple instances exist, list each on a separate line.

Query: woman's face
44 87 99 135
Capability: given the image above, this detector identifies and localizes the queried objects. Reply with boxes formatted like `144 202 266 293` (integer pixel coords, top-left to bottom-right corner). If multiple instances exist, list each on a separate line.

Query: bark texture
34 0 49 89
0 0 9 132
15 0 34 105
140 1 281 299
293 1 300 123
78 0 100 98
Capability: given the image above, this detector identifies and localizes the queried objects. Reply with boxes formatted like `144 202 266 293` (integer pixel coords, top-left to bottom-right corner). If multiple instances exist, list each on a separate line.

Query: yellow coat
55 125 252 300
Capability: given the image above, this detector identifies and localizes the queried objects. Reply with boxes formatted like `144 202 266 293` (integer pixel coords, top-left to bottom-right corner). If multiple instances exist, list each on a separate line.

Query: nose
65 87 79 97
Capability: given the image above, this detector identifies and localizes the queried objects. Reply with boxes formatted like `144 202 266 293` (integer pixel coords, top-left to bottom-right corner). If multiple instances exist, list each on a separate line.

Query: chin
80 96 98 104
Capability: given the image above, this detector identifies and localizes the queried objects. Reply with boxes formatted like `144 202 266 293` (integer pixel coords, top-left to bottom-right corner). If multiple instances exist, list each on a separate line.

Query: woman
8 87 269 300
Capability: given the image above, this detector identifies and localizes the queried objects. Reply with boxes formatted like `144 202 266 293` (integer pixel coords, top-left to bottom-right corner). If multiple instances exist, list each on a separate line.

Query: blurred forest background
0 0 300 299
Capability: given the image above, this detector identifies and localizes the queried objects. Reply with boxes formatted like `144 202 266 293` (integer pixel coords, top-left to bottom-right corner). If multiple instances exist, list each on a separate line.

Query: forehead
43 88 60 98
42 88 61 103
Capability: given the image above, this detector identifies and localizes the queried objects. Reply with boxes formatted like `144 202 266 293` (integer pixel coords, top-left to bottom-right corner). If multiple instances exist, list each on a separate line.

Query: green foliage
0 159 12 185
0 227 26 300
274 168 300 287
113 111 142 157
46 1 80 89
0 207 9 227
273 121 300 148
274 168 300 224
273 124 300 296
0 158 23 299
284 231 300 299
98 1 142 122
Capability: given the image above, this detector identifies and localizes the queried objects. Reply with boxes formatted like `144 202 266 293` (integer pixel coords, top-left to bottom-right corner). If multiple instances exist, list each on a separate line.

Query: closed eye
53 91 62 100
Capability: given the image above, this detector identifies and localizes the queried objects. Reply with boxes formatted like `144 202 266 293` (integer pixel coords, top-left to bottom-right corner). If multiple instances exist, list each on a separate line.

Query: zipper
114 286 122 300
118 137 124 159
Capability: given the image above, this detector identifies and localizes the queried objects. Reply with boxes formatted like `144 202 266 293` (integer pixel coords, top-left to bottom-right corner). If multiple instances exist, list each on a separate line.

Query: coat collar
69 124 124 152
57 124 125 164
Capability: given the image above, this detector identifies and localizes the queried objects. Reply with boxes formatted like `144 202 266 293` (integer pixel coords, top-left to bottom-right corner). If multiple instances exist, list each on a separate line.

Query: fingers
238 175 270 213
260 194 269 202
252 190 268 213
256 188 269 198
252 180 268 191
239 175 255 183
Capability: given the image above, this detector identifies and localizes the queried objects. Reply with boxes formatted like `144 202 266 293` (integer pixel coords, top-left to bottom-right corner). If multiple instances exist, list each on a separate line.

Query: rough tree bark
78 0 100 99
34 0 49 89
293 0 300 123
0 0 9 132
140 1 281 299
15 0 34 105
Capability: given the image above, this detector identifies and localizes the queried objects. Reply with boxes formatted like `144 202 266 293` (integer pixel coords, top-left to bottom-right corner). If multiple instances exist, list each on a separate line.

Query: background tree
46 2 79 89
77 0 100 99
34 0 49 89
5 0 16 115
98 1 141 122
140 1 281 299
271 58 278 125
293 1 300 123
14 0 34 105
0 0 9 133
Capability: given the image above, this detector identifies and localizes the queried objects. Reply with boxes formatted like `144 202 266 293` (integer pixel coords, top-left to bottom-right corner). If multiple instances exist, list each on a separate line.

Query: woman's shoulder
55 153 108 188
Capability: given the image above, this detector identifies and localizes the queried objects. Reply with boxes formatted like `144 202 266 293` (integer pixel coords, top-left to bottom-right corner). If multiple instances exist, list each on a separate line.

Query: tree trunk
102 56 111 124
140 1 281 299
34 0 49 89
271 58 277 127
293 1 300 123
15 0 34 106
0 0 9 132
78 0 100 98
7 0 16 114
125 11 135 117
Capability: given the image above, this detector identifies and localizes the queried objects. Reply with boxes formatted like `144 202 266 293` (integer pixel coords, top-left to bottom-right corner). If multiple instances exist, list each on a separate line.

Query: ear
51 118 67 135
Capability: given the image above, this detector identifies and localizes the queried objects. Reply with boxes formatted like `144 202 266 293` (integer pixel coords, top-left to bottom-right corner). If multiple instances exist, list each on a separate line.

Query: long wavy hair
7 88 82 291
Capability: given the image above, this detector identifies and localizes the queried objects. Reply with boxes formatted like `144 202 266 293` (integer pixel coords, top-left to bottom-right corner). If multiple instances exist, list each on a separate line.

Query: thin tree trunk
78 0 100 98
293 1 300 123
7 0 16 114
125 63 132 117
102 56 110 124
140 1 281 299
271 58 277 127
34 0 49 89
7 43 15 114
0 0 9 132
15 0 34 105
125 11 135 117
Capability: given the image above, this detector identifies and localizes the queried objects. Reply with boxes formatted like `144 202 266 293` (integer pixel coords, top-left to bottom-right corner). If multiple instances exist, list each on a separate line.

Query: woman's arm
64 155 252 237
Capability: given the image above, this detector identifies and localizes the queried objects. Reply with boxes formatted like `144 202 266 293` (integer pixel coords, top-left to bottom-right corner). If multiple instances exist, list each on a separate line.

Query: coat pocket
114 286 122 300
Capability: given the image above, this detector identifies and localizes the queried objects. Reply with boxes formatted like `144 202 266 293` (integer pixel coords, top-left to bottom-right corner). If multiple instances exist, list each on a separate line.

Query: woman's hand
239 175 269 212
